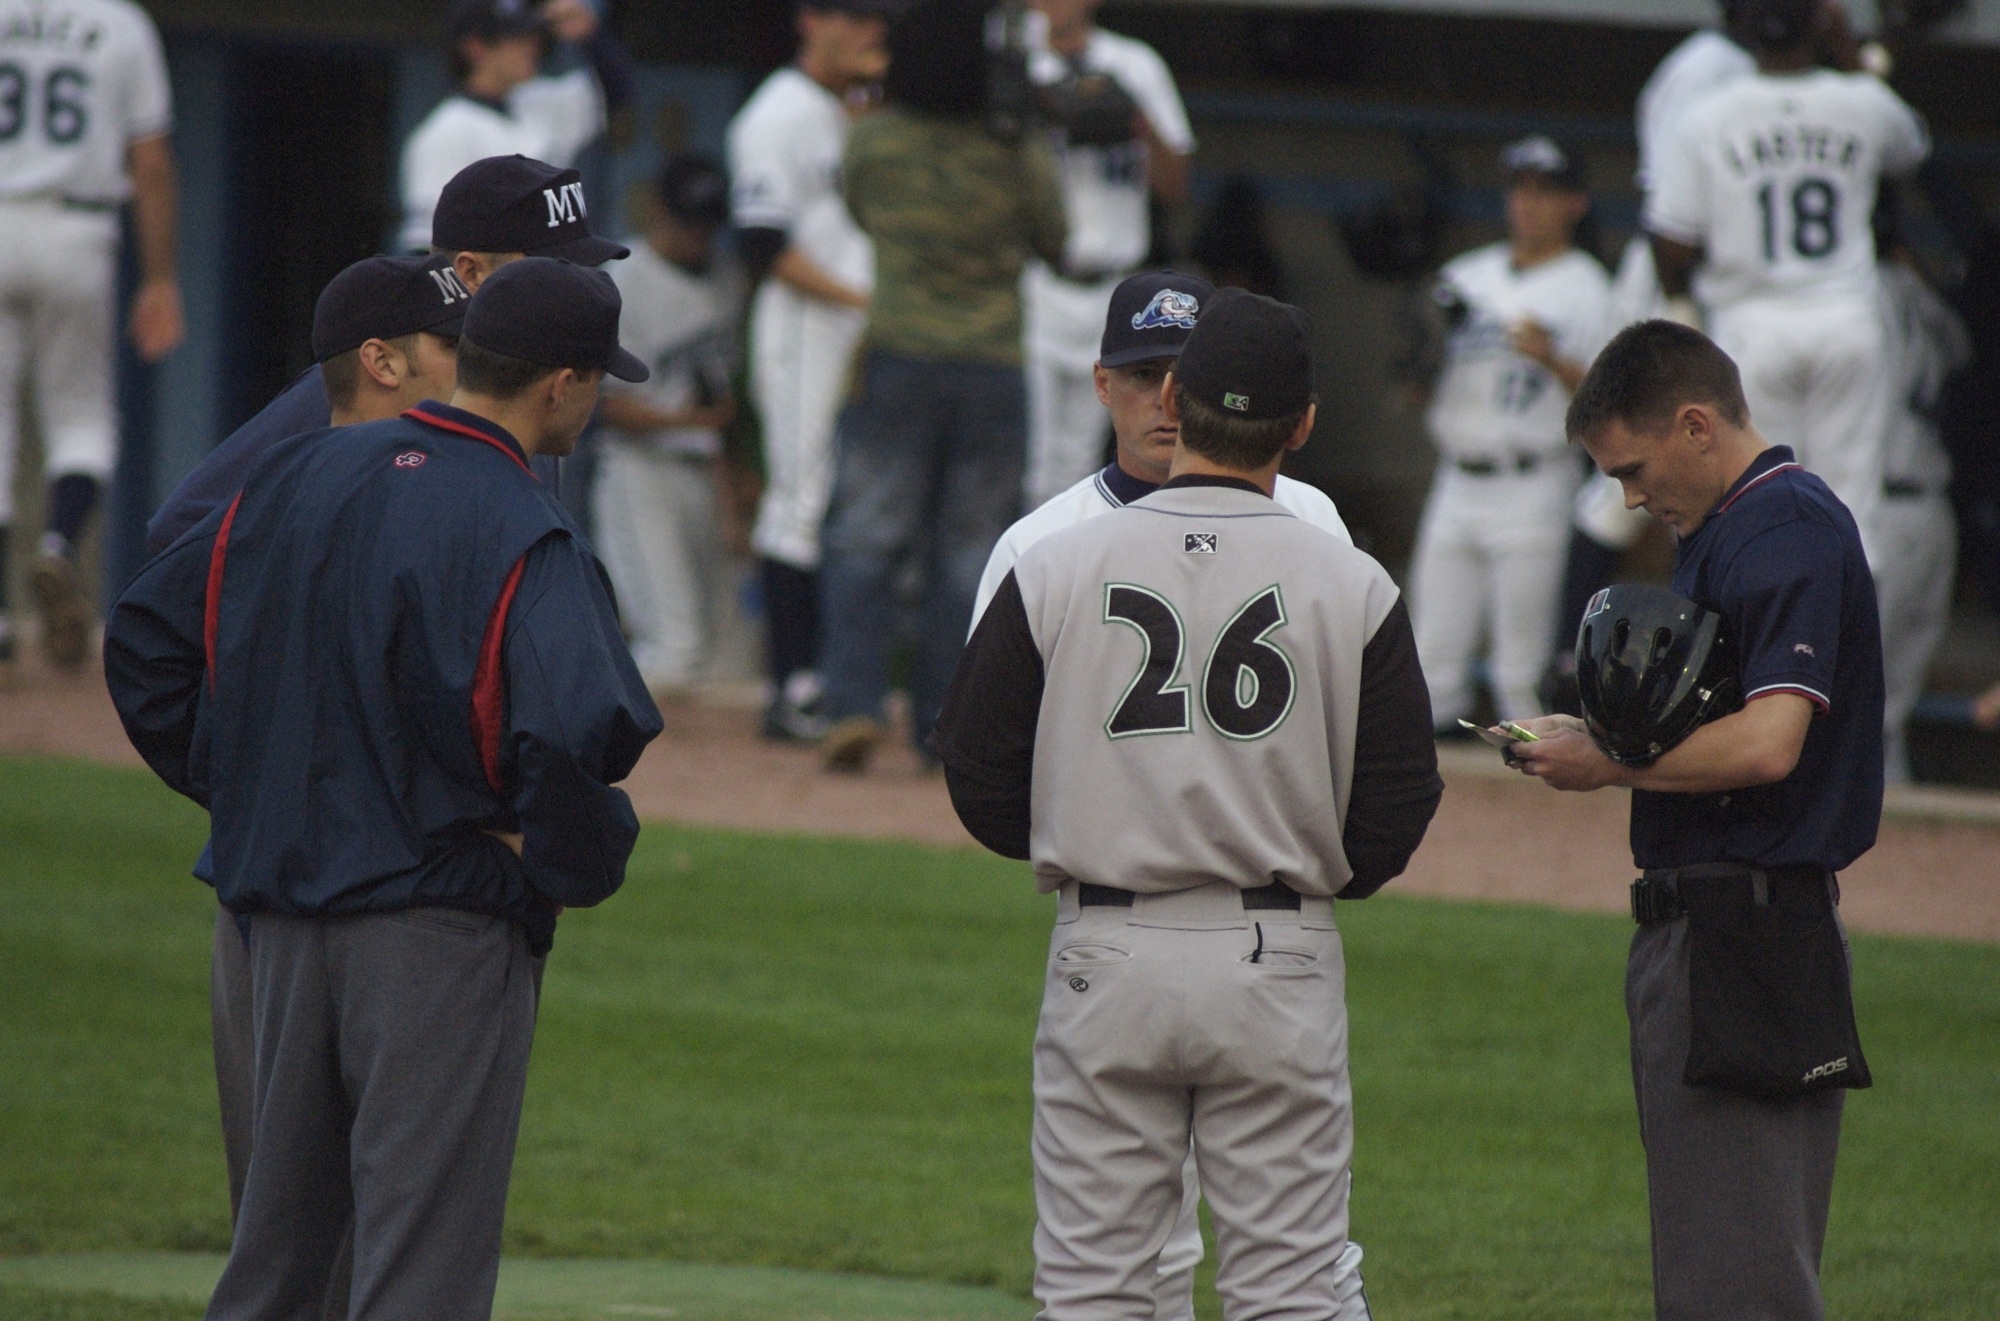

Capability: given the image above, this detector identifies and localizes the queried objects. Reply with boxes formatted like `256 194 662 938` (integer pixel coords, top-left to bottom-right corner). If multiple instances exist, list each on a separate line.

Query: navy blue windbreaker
106 402 661 953
147 365 563 556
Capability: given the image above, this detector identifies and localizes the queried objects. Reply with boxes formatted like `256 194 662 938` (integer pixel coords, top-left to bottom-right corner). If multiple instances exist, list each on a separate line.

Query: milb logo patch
1185 533 1218 554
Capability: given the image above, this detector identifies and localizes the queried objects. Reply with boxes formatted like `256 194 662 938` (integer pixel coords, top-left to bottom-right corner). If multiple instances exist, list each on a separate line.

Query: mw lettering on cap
428 267 471 304
544 181 588 228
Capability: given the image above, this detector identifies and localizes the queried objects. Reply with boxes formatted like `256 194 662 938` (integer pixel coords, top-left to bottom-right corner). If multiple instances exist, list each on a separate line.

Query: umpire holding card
106 258 663 1319
1511 320 1881 1321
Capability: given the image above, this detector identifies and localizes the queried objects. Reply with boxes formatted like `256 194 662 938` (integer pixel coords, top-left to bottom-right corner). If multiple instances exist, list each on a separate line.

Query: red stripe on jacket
205 492 245 693
404 407 534 475
473 556 528 793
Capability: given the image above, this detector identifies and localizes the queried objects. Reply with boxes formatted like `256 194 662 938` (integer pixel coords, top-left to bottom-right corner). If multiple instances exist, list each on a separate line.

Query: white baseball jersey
1646 70 1929 311
727 66 874 298
973 467 1352 628
1635 29 1754 195
1025 20 1194 278
600 245 744 460
398 72 606 250
1878 261 1969 490
0 0 171 203
1426 244 1611 461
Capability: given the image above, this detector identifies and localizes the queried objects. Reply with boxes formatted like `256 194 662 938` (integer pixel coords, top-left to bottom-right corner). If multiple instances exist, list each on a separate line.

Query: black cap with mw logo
430 155 630 266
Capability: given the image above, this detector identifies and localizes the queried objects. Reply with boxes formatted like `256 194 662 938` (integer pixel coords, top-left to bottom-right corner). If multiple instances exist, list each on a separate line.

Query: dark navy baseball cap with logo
1502 135 1586 191
1101 271 1217 369
446 0 545 44
312 254 471 363
431 155 630 265
462 257 650 383
1173 287 1314 421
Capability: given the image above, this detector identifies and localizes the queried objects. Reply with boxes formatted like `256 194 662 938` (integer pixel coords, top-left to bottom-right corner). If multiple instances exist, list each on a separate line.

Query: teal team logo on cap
1131 288 1202 332
1223 392 1251 412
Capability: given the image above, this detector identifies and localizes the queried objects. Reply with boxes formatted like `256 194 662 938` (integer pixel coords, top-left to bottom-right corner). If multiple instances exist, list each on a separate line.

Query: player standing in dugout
0 0 183 681
1646 0 1928 567
1020 0 1194 508
728 0 894 743
936 289 1443 1320
1513 320 1883 1321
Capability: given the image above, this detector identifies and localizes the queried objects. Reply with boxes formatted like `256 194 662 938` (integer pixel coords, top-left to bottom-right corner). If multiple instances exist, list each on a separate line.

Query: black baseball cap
1173 287 1314 422
311 254 471 363
658 154 730 226
798 1 907 15
431 156 630 265
446 0 545 44
461 256 649 383
1100 271 1216 369
1502 135 1586 192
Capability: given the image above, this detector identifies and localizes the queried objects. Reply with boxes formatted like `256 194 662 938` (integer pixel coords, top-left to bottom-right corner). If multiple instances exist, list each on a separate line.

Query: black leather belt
1455 453 1546 477
1631 863 1835 925
1078 881 1302 911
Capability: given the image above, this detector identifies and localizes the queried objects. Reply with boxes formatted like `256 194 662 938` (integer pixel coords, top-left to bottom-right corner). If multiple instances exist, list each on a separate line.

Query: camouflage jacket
844 108 1067 365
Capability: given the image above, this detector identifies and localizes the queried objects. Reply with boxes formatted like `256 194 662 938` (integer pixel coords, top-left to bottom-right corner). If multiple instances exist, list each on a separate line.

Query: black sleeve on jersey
933 571 1044 860
1340 598 1444 899
738 227 789 285
582 28 637 113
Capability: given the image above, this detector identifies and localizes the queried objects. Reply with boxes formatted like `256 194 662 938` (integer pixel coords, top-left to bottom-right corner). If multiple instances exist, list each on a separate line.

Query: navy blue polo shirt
147 366 562 557
1629 446 1884 873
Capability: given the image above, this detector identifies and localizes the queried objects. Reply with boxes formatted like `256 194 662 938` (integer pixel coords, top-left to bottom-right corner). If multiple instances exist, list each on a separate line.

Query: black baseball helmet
1575 585 1742 767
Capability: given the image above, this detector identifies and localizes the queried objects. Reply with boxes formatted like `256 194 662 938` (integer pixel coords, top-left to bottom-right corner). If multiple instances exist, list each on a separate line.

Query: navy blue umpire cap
1173 287 1314 421
431 156 630 266
462 257 650 383
1101 271 1217 368
311 254 470 364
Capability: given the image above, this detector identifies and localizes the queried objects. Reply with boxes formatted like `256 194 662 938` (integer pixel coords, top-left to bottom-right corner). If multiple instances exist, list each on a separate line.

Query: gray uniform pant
1032 881 1371 1321
1627 916 1845 1321
206 909 537 1321
214 908 353 1320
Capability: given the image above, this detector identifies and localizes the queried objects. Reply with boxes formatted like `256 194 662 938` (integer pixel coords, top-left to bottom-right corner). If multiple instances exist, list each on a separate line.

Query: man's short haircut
322 334 423 412
1565 320 1750 444
1177 387 1310 471
453 336 568 399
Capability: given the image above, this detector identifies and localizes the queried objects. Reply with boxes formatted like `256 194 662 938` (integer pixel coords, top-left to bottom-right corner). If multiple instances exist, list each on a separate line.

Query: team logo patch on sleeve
1132 289 1201 331
1185 533 1218 554
394 451 428 469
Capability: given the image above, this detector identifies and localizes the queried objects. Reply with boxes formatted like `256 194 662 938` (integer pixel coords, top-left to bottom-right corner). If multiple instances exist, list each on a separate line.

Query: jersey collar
1095 461 1160 508
1710 445 1801 521
1161 474 1271 498
403 402 537 477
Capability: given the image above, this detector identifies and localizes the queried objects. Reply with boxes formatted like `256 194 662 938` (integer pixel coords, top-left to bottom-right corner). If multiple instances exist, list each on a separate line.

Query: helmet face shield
1575 585 1743 766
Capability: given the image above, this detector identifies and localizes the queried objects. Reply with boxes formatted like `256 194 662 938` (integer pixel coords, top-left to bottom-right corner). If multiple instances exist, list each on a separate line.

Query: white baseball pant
0 199 121 524
1025 267 1123 509
747 283 865 571
1872 492 1955 784
591 440 723 692
1411 460 1581 724
1033 881 1371 1321
1709 298 1888 566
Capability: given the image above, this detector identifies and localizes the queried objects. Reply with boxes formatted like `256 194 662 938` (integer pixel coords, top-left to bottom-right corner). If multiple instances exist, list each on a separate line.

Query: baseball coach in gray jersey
934 289 1443 1321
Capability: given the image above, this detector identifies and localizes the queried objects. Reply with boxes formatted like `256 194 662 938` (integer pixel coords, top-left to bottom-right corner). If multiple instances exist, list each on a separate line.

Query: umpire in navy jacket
1511 320 1883 1321
105 257 664 1320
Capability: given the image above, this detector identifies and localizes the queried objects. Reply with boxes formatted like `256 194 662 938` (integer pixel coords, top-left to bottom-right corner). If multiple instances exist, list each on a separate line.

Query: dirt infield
7 656 1996 943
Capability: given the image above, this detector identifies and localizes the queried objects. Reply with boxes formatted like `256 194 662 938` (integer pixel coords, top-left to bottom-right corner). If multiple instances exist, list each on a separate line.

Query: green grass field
1 754 1996 1319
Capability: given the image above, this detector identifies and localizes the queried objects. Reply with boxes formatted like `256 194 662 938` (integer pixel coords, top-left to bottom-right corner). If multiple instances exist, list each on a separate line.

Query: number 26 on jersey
1103 583 1297 742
